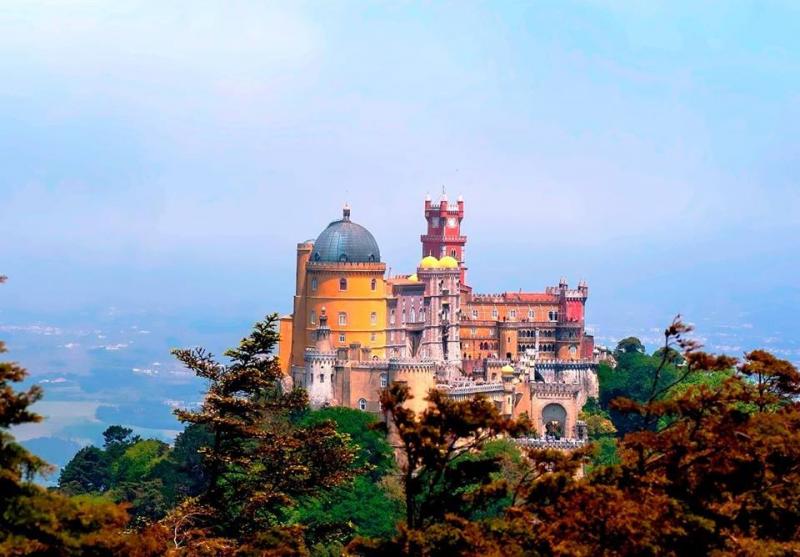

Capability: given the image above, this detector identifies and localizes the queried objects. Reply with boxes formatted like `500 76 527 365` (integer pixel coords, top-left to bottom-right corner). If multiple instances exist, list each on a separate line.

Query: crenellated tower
421 192 467 285
304 307 337 407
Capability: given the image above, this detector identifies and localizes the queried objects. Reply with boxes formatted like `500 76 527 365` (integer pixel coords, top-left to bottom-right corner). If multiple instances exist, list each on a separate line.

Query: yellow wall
278 316 293 375
290 261 387 367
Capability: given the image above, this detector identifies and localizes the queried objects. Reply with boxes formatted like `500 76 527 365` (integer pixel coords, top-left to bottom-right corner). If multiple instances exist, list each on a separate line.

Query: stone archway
542 403 567 439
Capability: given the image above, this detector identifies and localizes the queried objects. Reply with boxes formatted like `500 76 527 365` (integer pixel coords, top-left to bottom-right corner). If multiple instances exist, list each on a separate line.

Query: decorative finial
342 203 351 221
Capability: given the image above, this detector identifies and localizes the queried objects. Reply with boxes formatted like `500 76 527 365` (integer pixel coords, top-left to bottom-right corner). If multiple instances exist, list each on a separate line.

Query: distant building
278 195 598 442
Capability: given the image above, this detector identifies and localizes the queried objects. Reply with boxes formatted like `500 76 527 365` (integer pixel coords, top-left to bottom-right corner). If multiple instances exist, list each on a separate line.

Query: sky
0 1 798 467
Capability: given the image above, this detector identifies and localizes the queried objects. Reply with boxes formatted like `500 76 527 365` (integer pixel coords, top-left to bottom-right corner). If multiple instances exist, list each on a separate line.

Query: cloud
60 342 80 349
132 367 158 376
0 324 62 335
95 342 129 351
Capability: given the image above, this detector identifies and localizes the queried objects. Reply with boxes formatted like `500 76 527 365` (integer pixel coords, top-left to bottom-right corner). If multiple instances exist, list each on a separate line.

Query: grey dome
312 206 381 263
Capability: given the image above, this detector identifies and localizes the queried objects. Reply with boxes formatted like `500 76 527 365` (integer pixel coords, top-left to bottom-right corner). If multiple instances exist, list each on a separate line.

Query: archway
542 403 567 439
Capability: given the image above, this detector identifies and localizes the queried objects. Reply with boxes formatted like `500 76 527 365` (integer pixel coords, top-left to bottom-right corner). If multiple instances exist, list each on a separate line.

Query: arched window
410 308 416 322
370 278 377 291
401 310 406 324
380 374 388 388
310 277 317 291
358 398 367 411
339 277 348 291
310 310 316 325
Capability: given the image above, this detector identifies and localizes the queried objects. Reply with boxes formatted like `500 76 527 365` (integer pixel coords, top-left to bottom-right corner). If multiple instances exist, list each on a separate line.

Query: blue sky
0 2 799 456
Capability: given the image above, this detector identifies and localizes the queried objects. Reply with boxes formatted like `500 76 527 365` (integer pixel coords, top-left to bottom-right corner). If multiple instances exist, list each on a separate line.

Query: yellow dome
408 273 419 282
439 255 459 269
501 364 515 375
419 256 441 269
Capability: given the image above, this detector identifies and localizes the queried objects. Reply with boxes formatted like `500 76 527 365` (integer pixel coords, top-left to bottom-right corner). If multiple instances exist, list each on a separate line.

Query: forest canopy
3 304 799 556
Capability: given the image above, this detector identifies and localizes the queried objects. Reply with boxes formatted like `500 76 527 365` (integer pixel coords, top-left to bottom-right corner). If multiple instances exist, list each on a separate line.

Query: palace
278 195 598 443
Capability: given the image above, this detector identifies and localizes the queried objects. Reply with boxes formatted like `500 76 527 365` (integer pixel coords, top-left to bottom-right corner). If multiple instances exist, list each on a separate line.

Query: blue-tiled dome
312 206 381 263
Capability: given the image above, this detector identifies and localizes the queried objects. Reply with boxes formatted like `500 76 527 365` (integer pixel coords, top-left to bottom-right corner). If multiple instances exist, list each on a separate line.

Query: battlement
388 359 436 373
515 437 588 450
545 286 588 298
531 382 582 397
446 382 505 396
306 261 386 272
304 348 337 362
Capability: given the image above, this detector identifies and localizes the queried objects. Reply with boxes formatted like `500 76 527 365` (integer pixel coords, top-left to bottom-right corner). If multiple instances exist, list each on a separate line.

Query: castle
278 194 598 444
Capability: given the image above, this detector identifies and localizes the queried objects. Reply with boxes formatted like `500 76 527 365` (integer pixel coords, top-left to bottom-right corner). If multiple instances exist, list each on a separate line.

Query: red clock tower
420 193 468 285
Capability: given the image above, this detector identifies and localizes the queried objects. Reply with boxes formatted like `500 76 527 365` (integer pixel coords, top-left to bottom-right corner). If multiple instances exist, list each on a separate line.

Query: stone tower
304 308 336 407
417 258 461 370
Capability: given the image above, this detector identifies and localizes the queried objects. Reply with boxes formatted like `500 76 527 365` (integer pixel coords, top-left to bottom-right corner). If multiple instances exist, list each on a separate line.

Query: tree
58 445 110 494
0 277 133 554
506 319 800 555
169 314 358 551
298 406 394 479
364 384 530 534
293 407 401 550
614 336 645 355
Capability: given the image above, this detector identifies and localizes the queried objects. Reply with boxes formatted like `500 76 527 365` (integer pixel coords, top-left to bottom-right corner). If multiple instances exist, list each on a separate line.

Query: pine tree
168 314 357 551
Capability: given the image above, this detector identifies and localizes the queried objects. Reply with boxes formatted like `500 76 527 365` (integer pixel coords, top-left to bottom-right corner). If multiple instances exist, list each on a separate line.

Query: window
319 374 324 383
431 216 440 228
401 310 406 324
358 398 367 411
450 249 456 258
472 309 478 318
380 374 388 388
390 310 396 325
339 277 347 291
410 308 416 322
310 310 316 325
338 312 347 326
471 327 476 337
509 309 516 318
370 278 377 291
492 308 498 319
371 332 377 341
310 277 317 291
339 333 346 343
370 312 377 325
528 309 534 319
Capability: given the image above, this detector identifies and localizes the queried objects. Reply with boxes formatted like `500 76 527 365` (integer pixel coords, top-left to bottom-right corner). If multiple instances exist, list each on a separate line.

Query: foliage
598 347 680 435
298 406 394 479
356 383 531 539
58 445 110 495
0 276 135 555
614 336 645 355
167 314 359 552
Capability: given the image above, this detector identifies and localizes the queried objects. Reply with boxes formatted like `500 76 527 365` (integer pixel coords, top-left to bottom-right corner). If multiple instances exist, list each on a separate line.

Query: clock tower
420 192 468 285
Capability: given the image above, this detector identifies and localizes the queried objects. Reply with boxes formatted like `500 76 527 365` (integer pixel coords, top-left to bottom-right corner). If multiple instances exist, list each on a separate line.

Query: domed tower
289 205 387 376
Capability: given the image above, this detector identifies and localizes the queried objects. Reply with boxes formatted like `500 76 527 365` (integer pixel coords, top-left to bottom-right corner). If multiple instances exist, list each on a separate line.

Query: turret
420 194 468 285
